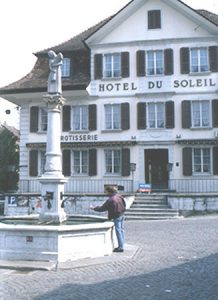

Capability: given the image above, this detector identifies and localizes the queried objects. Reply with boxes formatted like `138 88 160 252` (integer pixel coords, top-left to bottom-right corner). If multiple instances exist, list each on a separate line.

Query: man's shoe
113 248 124 253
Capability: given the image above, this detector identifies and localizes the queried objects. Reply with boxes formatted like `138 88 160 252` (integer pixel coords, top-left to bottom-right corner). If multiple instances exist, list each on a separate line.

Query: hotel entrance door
144 149 169 190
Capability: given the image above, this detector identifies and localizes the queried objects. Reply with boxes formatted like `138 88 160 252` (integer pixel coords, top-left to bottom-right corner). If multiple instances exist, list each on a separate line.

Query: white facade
2 0 218 194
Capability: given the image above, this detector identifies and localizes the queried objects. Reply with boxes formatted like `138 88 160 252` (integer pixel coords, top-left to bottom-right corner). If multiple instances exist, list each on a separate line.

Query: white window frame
104 104 121 130
146 50 164 75
72 150 88 175
191 100 210 128
39 150 46 175
103 53 121 78
61 57 71 77
39 107 48 132
193 147 211 175
104 149 121 175
72 105 88 131
190 47 209 73
147 102 165 129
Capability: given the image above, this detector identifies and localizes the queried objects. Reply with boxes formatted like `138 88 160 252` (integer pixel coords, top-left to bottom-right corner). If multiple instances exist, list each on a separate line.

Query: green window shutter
89 149 97 176
213 147 218 175
122 148 130 176
182 100 191 128
136 50 145 76
30 106 39 133
62 105 71 132
89 104 97 131
165 101 175 128
94 54 102 79
209 46 218 72
137 102 146 129
29 150 38 177
180 47 189 74
121 103 130 130
164 49 174 75
148 10 161 29
121 52 130 78
62 149 71 176
183 147 192 176
212 100 218 128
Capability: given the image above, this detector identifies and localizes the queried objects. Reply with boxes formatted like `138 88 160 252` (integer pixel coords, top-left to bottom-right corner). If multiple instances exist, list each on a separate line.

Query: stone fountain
0 51 114 263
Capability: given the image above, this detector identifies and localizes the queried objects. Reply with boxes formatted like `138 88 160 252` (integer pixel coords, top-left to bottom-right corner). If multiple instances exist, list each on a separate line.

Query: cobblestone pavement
1 215 218 300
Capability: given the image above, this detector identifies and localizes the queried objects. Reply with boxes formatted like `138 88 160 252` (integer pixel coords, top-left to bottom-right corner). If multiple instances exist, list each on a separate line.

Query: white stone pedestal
39 93 67 224
39 176 67 224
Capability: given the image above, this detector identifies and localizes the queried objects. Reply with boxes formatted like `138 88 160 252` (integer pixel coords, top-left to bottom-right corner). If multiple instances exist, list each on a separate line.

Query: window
62 105 97 132
105 149 121 174
61 57 71 77
30 106 47 133
183 147 218 176
105 104 121 130
191 101 210 128
193 148 211 174
29 149 46 176
148 103 165 128
182 100 210 129
39 150 46 175
72 106 88 131
148 10 161 29
147 50 164 75
62 149 97 177
39 108 48 131
190 48 209 73
73 150 88 175
137 49 173 76
94 52 129 79
137 101 174 129
103 53 121 78
180 47 213 74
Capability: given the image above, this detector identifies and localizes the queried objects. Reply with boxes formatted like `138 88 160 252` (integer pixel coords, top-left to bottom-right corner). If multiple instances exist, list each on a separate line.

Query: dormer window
61 57 71 77
148 10 161 29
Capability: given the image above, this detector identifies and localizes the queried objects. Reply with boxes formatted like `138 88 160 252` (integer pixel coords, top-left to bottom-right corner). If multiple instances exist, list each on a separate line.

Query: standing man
90 186 126 252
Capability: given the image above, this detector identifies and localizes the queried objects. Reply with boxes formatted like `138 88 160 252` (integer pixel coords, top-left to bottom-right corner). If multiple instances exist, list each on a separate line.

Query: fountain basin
0 215 115 262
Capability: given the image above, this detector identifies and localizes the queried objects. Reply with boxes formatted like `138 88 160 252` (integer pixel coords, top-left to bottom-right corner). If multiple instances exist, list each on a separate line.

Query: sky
0 0 218 128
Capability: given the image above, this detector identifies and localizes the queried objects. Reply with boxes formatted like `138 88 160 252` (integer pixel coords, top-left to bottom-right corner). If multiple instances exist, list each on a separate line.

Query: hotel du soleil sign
86 76 216 95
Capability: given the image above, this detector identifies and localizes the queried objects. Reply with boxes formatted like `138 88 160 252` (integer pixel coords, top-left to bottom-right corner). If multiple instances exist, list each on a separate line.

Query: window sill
192 173 211 176
103 174 121 177
70 130 89 133
147 127 166 130
190 127 212 130
101 129 122 133
101 77 122 81
71 174 89 177
189 71 211 76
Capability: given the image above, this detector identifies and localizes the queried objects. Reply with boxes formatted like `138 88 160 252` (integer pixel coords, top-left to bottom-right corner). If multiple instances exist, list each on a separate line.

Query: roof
0 4 217 95
36 17 113 55
197 9 218 26
0 17 112 95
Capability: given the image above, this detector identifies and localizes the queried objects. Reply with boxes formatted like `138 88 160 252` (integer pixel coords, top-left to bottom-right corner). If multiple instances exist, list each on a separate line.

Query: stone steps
125 194 179 221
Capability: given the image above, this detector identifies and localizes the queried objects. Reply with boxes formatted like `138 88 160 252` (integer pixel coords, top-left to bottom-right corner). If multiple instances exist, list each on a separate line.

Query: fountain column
39 51 67 224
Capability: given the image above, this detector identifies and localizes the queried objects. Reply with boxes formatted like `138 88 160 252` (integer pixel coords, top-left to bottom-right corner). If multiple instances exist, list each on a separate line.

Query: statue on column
47 50 63 95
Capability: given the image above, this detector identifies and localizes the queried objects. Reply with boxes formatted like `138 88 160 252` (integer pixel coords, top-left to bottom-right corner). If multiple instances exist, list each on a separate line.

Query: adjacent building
1 0 218 194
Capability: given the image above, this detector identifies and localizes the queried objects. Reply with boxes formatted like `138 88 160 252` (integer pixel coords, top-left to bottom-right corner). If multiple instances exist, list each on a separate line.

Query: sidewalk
0 244 138 271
